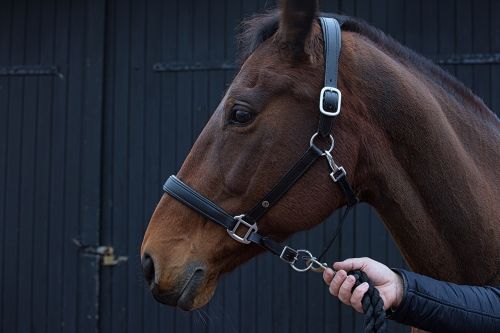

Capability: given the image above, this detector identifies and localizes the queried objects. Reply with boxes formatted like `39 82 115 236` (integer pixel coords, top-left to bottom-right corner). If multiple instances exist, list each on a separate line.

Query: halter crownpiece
162 16 357 270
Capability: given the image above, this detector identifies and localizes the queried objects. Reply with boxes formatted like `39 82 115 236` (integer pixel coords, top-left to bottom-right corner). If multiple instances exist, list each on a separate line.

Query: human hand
322 257 403 313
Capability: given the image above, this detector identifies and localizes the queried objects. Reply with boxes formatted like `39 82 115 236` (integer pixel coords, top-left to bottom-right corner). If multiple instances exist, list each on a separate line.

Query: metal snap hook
309 133 335 154
305 258 329 273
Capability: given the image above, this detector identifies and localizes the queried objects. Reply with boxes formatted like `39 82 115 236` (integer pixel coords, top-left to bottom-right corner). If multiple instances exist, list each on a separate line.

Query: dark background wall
0 0 498 332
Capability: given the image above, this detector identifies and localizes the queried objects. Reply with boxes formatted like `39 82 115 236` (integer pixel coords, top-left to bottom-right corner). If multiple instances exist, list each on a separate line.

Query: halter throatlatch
162 17 386 333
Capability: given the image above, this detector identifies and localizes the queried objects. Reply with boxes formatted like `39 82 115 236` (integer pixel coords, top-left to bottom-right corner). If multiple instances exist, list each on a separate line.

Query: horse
141 0 500 316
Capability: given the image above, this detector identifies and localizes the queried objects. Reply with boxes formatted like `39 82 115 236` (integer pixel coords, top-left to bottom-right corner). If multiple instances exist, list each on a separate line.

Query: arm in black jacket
388 269 500 333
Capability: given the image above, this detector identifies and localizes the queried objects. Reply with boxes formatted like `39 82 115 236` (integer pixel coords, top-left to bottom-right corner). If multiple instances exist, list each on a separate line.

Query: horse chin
152 272 217 311
171 284 217 311
184 284 217 311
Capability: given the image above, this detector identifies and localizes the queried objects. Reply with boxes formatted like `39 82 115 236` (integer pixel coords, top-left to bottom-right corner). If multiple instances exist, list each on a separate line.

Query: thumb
333 258 368 272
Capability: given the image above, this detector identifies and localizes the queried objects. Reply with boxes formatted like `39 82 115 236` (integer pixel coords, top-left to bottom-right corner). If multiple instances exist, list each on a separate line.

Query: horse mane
237 10 498 121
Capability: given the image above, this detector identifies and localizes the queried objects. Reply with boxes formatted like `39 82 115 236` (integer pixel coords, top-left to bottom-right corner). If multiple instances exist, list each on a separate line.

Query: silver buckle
279 246 298 264
330 166 346 182
319 86 342 116
280 247 328 273
227 215 258 244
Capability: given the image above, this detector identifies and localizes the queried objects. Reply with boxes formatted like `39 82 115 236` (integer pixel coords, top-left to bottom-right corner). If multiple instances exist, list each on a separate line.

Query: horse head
140 0 365 310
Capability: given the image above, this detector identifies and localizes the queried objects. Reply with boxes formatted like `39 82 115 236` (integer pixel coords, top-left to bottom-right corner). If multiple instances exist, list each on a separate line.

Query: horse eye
230 108 253 125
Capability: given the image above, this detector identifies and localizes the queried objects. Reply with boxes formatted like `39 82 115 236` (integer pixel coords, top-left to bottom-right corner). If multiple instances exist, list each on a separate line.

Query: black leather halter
163 17 358 272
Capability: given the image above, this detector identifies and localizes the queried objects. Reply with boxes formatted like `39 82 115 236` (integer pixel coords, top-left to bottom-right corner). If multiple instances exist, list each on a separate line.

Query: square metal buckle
319 86 342 116
279 246 298 264
330 166 346 182
227 215 258 244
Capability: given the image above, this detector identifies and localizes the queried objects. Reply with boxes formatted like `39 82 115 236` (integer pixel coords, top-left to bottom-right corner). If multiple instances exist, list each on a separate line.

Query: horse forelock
237 10 280 64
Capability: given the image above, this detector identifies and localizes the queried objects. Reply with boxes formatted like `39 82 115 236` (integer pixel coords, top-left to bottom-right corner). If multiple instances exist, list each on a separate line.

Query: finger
323 268 335 286
329 270 347 297
350 282 369 313
333 257 369 272
338 274 357 305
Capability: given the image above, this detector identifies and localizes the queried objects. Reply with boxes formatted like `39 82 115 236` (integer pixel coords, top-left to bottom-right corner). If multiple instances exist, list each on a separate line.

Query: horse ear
278 0 318 60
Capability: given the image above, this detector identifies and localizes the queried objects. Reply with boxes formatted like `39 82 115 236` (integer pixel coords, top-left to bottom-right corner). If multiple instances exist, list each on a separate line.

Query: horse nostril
142 253 155 286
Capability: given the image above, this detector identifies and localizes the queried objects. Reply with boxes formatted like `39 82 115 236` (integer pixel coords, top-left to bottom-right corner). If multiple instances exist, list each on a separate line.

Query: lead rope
350 270 387 333
315 207 387 333
317 205 352 262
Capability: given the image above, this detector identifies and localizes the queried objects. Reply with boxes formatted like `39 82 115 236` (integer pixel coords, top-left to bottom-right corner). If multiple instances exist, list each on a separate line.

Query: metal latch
96 246 128 266
72 239 128 266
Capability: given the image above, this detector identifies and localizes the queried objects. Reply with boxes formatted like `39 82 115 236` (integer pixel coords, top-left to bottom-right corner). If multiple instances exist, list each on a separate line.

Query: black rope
317 204 353 262
348 270 387 333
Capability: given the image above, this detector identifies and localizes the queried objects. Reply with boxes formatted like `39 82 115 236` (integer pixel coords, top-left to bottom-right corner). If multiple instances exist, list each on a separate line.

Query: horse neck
348 36 500 284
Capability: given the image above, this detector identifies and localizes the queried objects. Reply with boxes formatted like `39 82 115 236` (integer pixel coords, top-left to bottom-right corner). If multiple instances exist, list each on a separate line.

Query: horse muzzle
142 254 206 310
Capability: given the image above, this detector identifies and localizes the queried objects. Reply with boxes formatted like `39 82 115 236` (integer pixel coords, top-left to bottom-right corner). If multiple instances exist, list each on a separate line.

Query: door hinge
73 238 128 266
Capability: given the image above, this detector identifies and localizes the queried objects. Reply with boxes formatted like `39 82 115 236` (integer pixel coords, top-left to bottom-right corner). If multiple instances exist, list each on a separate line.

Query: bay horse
141 0 500 315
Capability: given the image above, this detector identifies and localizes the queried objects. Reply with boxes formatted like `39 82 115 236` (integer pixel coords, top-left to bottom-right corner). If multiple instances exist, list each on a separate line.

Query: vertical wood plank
340 0 355 16
371 0 387 31
356 0 371 21
455 0 473 89
127 0 146 331
386 0 405 43
319 0 338 13
439 0 457 76
17 0 41 330
62 0 86 328
175 0 194 168
108 0 131 330
0 0 12 328
2 0 26 330
472 0 491 105
405 0 422 51
77 0 106 331
99 0 116 330
421 0 439 56
46 0 70 331
142 0 163 332
31 1 56 332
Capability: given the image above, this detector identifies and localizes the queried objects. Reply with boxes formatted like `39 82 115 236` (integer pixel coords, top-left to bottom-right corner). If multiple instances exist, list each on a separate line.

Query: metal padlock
97 246 128 266
101 247 116 266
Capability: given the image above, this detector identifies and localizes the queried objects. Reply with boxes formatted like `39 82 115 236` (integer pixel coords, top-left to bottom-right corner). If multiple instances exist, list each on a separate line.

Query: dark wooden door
0 0 105 332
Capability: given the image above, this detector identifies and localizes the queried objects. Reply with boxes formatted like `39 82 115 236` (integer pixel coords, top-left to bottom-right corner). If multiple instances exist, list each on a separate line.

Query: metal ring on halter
290 249 315 272
309 133 334 154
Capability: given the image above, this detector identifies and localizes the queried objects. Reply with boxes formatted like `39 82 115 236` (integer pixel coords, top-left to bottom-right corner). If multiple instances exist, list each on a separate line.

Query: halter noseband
163 17 358 272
